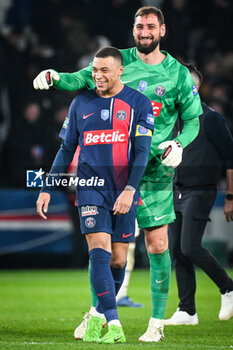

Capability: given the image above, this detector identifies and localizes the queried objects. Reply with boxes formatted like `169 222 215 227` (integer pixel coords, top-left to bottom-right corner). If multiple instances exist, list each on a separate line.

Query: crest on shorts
138 80 148 92
155 85 166 97
116 110 127 121
101 109 109 121
85 217 96 228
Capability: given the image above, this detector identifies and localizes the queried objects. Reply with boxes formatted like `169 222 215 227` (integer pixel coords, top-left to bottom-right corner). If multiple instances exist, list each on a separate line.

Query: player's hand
36 192 51 220
158 140 183 168
113 189 134 215
224 197 233 222
33 69 60 90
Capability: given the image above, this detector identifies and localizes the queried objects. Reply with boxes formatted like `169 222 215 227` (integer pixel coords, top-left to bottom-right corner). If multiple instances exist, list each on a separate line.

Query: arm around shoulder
53 66 94 91
33 65 93 91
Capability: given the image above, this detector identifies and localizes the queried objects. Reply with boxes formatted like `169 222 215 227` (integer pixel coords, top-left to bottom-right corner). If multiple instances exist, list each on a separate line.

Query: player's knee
146 238 168 254
111 242 128 269
110 255 127 269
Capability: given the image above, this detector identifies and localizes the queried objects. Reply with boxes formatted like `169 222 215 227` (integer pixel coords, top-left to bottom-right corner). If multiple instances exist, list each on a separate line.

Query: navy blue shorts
78 204 137 243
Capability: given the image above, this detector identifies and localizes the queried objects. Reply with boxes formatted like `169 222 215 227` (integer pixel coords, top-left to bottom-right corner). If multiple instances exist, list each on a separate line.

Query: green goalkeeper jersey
54 48 202 161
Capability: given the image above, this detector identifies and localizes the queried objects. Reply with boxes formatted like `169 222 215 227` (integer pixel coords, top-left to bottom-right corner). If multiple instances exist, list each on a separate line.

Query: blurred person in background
77 35 112 70
4 101 48 186
161 0 192 60
165 64 233 326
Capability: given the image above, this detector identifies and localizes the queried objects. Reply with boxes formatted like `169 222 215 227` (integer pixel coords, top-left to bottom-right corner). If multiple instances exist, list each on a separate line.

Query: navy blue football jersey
60 85 154 209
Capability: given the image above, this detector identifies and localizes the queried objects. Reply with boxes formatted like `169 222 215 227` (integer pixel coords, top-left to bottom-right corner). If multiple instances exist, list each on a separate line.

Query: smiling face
92 56 124 97
133 14 165 54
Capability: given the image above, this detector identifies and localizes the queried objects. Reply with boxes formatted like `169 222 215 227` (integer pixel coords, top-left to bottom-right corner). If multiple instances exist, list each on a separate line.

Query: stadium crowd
0 0 232 187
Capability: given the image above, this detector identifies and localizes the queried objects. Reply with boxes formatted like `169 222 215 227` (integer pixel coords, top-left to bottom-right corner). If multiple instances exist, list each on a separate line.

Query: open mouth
139 37 153 45
96 81 107 88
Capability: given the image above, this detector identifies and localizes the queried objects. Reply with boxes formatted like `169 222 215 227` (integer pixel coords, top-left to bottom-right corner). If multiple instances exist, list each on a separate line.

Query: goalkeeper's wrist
172 136 184 148
173 139 183 148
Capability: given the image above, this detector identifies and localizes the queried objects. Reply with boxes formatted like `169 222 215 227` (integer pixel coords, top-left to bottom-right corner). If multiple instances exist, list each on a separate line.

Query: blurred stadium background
0 0 232 269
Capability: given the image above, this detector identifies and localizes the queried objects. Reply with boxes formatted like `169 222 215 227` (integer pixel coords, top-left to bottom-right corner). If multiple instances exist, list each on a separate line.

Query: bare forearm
226 169 233 194
224 169 233 222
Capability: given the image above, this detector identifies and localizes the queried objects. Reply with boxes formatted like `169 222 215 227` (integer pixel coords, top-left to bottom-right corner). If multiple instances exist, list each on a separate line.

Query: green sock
88 260 98 308
148 249 171 319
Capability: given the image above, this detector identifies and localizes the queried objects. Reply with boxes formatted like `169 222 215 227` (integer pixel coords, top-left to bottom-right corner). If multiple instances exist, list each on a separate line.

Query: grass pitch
0 269 233 350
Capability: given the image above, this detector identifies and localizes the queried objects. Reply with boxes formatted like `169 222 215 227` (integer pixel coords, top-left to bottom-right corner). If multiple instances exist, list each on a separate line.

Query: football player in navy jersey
36 47 154 343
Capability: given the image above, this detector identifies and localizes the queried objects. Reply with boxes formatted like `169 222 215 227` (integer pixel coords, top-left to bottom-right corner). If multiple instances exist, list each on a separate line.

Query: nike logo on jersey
83 113 95 119
121 80 132 84
97 291 110 297
154 215 167 221
156 276 168 284
122 233 133 238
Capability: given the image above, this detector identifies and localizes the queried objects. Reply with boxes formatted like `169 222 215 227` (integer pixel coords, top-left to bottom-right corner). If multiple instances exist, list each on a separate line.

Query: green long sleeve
53 66 94 91
175 117 200 148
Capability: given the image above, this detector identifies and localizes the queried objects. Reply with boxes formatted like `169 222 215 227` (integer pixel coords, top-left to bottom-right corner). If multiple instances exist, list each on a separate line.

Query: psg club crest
192 84 198 96
85 217 96 228
138 80 148 92
116 110 127 121
101 109 109 121
138 126 148 135
155 85 166 97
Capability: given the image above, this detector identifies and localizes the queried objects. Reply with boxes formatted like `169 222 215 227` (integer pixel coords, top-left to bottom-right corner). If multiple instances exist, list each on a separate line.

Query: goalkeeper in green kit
33 6 202 342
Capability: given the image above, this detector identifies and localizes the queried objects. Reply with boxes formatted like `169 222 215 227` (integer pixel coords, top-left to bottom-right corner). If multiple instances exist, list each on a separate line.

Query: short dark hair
183 63 203 86
94 46 123 65
134 6 164 26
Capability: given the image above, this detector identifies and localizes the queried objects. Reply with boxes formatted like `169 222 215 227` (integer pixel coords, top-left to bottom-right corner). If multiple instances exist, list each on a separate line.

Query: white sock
108 319 121 327
89 306 96 315
92 308 105 319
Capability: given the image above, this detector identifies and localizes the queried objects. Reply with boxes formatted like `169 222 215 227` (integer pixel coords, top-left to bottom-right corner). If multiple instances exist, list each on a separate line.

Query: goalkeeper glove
158 140 183 168
33 69 60 90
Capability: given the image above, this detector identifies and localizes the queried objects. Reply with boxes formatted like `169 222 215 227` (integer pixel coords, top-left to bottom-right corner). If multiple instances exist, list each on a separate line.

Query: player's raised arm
33 65 94 91
32 46 133 92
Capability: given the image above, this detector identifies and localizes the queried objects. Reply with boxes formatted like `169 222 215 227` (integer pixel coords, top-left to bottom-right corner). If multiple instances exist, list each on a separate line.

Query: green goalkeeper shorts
136 160 176 228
